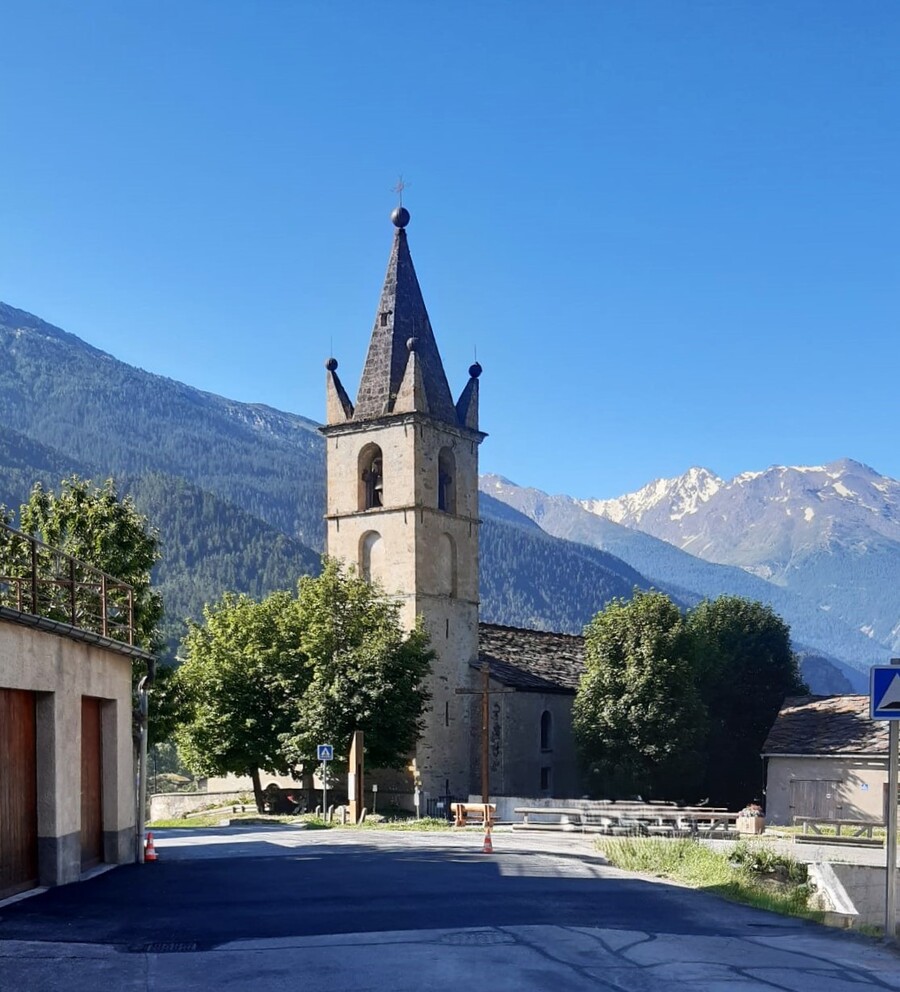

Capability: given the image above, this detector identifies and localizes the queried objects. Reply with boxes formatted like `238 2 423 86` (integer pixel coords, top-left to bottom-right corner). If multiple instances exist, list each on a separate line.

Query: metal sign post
888 719 899 942
870 661 900 942
317 744 333 818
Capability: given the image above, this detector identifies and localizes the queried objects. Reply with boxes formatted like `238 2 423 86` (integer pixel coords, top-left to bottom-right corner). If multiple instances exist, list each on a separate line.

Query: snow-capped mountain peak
580 466 723 525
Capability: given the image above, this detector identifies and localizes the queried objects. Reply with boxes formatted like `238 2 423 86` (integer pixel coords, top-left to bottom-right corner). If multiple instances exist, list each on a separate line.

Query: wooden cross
456 660 515 804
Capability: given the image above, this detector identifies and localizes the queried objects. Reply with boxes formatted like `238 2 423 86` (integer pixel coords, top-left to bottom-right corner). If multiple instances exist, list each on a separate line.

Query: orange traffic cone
144 831 158 862
481 828 493 854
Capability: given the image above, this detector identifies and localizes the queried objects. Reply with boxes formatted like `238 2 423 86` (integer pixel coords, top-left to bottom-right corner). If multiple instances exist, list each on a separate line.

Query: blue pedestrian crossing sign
317 744 334 761
870 667 900 720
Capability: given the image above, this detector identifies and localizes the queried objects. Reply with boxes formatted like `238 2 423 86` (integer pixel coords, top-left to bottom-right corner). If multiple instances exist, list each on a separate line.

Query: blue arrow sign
870 667 900 720
317 744 334 761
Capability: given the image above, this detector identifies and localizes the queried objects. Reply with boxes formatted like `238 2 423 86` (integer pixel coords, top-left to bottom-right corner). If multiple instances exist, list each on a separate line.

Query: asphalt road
3 827 899 992
1 826 804 949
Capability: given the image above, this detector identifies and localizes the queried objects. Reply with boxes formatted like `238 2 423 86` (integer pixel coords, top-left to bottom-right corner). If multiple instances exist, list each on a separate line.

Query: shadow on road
0 839 811 950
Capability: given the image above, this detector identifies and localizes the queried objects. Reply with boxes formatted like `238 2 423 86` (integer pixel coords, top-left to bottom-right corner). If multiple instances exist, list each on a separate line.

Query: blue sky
2 2 898 498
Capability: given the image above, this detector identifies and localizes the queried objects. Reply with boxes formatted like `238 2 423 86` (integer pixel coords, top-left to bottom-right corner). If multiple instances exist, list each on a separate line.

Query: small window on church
380 311 390 327
438 447 456 513
359 444 384 510
540 711 552 752
540 766 552 793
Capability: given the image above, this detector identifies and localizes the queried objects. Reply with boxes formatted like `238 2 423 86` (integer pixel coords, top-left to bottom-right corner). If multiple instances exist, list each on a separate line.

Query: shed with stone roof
762 695 890 826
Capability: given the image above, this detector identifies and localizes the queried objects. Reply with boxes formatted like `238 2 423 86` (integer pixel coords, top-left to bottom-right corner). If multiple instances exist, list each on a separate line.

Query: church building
321 207 583 806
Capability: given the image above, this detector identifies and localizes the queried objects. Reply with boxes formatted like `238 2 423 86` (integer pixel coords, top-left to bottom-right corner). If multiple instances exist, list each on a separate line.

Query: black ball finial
325 357 338 371
391 206 410 228
469 361 483 379
406 337 418 352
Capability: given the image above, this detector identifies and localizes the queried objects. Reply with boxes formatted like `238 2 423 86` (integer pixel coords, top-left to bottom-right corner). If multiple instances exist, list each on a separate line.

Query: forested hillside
479 494 650 632
124 474 322 652
0 301 863 691
0 302 325 548
1 304 658 661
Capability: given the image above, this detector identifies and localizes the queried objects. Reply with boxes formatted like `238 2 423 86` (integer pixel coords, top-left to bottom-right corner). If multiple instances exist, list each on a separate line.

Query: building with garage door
0 523 152 899
762 694 890 826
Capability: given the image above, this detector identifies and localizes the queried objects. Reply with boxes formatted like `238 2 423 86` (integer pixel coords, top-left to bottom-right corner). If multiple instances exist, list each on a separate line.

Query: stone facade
323 415 481 800
321 210 594 806
321 211 483 802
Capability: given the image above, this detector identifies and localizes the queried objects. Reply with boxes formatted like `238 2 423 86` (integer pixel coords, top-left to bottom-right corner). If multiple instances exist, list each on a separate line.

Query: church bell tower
320 206 484 802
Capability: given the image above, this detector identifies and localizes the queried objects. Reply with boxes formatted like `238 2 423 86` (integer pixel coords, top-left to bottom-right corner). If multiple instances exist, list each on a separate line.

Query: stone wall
149 791 245 821
476 691 580 800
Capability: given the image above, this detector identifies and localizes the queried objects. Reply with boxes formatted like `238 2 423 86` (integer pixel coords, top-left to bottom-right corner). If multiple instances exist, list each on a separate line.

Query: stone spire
353 209 458 424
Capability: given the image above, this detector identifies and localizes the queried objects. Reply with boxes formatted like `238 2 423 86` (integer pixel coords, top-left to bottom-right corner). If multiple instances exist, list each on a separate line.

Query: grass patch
775 824 886 840
147 814 234 828
146 812 454 831
600 837 823 923
353 816 453 831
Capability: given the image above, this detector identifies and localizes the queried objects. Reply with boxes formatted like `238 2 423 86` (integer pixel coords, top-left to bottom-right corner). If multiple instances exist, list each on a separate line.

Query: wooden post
348 730 364 824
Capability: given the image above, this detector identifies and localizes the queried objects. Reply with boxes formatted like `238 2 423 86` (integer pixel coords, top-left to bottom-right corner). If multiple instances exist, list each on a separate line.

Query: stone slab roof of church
476 622 585 694
761 695 889 758
353 211 458 424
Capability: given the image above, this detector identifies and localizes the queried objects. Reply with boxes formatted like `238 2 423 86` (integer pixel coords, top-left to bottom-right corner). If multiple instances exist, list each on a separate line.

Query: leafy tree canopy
279 558 434 771
174 590 309 809
687 596 807 807
574 590 805 808
573 590 707 800
174 559 433 809
17 475 162 653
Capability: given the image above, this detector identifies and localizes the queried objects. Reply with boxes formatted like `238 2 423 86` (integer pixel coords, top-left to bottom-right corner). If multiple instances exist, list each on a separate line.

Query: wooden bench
451 802 496 827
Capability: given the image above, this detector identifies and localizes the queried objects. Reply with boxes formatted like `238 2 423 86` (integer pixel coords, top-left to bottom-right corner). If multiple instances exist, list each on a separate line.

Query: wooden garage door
0 688 38 899
789 779 841 820
80 697 104 870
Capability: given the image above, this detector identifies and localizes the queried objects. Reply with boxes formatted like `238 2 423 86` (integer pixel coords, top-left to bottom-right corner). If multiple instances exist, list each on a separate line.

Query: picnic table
513 804 741 837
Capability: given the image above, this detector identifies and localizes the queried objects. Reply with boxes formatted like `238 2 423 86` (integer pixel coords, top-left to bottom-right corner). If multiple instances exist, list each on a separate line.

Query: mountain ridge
576 459 900 654
0 300 878 691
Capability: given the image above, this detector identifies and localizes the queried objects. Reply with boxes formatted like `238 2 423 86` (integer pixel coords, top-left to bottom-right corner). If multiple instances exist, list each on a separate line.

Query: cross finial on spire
392 175 410 206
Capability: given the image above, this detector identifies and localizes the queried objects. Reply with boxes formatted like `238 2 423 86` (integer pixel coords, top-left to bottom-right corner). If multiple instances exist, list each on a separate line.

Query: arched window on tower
540 710 552 752
359 443 384 510
438 447 456 513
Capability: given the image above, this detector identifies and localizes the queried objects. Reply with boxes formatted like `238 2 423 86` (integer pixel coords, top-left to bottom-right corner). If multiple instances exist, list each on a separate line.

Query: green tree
279 559 434 771
174 560 433 810
573 590 707 800
687 596 807 809
18 476 162 652
174 590 309 811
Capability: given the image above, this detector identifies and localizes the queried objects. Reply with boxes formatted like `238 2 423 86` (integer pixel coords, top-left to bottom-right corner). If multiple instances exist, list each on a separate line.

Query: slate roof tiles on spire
353 211 458 425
